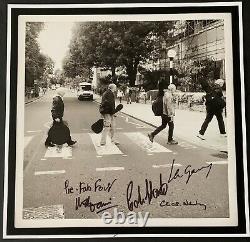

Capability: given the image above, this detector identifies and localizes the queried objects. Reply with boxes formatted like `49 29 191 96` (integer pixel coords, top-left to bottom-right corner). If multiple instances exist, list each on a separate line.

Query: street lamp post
167 49 177 84
162 40 167 82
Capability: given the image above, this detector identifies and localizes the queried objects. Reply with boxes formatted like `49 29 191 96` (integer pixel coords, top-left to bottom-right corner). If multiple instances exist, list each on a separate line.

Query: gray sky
38 22 74 71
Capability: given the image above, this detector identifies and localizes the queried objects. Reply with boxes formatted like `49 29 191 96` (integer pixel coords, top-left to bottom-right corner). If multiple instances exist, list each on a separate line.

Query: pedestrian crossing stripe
24 136 33 149
206 160 228 165
96 167 124 171
88 133 123 155
35 170 66 175
124 132 172 153
152 163 182 168
44 146 72 158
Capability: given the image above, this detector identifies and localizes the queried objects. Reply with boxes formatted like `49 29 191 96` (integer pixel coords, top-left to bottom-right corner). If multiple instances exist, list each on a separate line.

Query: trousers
152 114 174 142
199 111 226 135
100 114 116 145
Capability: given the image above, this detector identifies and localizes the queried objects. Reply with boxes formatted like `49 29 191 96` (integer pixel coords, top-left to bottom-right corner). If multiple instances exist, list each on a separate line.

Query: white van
77 82 93 101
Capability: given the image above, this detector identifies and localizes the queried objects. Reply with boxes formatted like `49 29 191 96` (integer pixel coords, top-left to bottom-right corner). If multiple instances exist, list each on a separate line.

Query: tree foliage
25 22 55 87
63 21 175 86
176 58 218 92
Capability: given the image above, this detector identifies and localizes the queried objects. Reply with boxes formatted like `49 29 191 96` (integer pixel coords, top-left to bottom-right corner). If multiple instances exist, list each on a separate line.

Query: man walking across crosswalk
99 83 119 146
148 84 178 145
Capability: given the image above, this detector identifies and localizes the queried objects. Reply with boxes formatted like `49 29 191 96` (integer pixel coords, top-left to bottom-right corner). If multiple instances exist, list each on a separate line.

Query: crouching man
45 87 76 147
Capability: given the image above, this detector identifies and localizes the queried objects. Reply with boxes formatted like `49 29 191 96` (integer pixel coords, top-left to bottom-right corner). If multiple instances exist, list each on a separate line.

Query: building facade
159 20 225 80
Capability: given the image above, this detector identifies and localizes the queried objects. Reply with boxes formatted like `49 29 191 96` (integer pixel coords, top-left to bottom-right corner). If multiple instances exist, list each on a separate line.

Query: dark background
0 0 249 241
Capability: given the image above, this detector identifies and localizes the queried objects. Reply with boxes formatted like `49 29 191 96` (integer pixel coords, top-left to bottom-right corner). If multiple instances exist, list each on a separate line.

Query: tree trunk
111 66 117 84
126 59 139 87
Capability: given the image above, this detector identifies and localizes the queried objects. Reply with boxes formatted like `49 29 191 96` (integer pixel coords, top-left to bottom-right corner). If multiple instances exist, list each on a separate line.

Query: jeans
100 114 116 145
151 115 174 142
199 111 226 135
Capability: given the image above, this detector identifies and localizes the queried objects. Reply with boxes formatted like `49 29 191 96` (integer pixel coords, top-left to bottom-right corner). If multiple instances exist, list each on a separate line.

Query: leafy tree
64 21 175 86
176 58 217 92
25 22 44 87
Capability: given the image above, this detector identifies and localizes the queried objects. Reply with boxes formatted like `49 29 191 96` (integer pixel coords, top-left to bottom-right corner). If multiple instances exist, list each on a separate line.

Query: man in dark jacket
99 83 118 146
197 79 226 140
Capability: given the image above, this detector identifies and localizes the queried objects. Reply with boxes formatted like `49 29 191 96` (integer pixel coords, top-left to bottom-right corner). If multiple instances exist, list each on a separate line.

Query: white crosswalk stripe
152 163 182 168
44 146 72 158
88 133 123 155
124 132 172 153
206 160 228 165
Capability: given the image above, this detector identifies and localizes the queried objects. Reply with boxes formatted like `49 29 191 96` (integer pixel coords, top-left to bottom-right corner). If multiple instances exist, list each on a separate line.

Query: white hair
56 87 66 97
215 79 224 87
168 84 176 92
108 83 117 92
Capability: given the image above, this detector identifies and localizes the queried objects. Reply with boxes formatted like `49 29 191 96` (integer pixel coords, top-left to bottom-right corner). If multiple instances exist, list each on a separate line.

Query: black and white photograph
2 1 249 239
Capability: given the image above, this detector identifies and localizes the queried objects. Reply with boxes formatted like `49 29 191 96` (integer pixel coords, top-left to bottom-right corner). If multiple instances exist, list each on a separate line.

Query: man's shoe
68 140 77 146
220 133 227 138
197 133 205 140
167 140 178 145
111 140 120 145
148 133 154 143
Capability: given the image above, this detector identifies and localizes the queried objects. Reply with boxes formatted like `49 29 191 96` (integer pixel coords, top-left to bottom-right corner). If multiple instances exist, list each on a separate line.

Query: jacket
199 79 225 112
163 91 175 116
99 89 116 115
51 95 64 119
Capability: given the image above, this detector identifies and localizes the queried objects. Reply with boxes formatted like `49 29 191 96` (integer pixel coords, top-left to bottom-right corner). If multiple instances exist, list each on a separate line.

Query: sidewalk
94 94 227 151
25 92 45 104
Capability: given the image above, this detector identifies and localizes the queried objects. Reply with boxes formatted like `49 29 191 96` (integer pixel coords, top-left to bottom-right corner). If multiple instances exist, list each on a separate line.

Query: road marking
27 130 42 133
173 152 178 155
122 154 128 157
34 170 66 175
124 132 172 153
63 157 73 160
116 127 123 130
96 155 102 158
40 158 47 161
23 204 64 219
147 153 153 156
44 146 72 158
206 160 228 165
88 133 123 155
96 167 124 171
152 163 182 168
24 136 33 149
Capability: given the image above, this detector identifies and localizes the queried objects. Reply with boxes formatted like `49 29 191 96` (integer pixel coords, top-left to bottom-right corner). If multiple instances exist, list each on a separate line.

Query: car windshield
81 85 91 91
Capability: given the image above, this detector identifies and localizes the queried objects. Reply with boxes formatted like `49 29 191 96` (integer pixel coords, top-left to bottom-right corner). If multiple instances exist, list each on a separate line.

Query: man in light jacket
148 84 178 145
99 83 119 146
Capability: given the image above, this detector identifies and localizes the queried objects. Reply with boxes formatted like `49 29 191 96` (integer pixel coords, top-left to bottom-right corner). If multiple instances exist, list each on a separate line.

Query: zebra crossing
24 131 228 165
24 131 177 158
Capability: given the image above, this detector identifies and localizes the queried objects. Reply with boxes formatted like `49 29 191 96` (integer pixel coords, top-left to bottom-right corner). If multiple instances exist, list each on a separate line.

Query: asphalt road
23 89 229 222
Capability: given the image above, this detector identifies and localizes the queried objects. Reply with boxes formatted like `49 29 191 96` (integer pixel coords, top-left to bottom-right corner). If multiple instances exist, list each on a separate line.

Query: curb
25 94 44 104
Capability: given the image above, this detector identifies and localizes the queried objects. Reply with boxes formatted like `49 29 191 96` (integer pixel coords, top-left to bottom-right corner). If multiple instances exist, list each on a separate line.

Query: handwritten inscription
126 159 212 211
160 199 207 210
64 159 213 215
64 178 118 214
